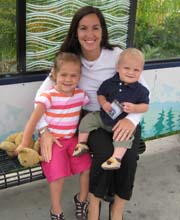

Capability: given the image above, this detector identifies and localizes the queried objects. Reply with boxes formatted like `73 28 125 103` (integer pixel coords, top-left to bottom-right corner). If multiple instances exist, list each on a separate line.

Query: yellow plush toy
0 132 44 167
17 140 44 167
0 132 34 157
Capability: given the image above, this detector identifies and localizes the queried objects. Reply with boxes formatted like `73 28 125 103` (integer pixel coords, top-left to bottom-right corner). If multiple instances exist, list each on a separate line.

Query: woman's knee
87 128 113 158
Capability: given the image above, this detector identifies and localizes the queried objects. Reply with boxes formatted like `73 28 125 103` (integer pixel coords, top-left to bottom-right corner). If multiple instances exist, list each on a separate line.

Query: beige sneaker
73 143 89 156
101 157 121 170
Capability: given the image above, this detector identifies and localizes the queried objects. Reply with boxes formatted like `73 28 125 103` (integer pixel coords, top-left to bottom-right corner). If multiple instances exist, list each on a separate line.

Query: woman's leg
87 125 142 219
87 128 114 219
107 125 141 220
88 128 114 198
111 194 126 220
50 178 65 214
88 192 101 220
113 125 141 201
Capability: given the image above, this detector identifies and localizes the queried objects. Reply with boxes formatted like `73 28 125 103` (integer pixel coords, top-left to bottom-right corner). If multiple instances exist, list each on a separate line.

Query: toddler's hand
122 102 135 113
102 101 111 113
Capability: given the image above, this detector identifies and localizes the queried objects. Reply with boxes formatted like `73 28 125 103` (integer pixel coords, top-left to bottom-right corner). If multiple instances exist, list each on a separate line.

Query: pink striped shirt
35 88 89 139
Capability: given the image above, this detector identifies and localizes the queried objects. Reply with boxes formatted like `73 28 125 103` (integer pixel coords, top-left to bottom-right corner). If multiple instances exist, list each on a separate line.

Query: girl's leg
110 194 126 220
79 170 89 201
50 178 65 215
88 193 101 220
74 170 90 220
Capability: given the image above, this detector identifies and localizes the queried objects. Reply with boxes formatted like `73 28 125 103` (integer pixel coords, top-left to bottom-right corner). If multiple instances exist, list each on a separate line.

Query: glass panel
26 0 131 71
0 0 16 75
134 0 180 61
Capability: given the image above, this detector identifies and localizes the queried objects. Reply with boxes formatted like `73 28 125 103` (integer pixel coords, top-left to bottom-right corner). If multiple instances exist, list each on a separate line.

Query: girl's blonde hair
51 52 81 81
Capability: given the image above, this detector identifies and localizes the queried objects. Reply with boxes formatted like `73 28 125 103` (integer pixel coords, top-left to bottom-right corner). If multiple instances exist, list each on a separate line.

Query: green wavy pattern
26 0 131 71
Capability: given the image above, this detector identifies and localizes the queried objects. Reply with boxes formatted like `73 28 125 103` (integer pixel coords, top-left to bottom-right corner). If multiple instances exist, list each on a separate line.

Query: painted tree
165 108 175 132
140 118 146 138
177 114 180 131
154 109 165 136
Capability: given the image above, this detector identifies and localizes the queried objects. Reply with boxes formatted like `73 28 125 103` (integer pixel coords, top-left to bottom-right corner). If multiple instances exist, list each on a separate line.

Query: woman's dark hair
60 6 114 55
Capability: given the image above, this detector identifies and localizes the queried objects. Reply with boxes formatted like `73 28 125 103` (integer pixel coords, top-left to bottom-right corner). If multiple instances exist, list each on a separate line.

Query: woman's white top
36 47 149 128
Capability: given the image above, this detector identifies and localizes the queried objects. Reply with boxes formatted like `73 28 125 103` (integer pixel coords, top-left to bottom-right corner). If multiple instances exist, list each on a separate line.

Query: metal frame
0 0 179 85
127 0 138 47
16 0 26 73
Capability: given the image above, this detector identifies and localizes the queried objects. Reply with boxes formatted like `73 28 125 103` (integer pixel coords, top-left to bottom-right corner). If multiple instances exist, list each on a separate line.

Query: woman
36 6 149 220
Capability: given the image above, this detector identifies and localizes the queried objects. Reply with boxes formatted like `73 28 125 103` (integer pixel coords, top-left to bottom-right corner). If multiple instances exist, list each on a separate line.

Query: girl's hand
112 118 135 141
14 144 24 156
40 130 62 162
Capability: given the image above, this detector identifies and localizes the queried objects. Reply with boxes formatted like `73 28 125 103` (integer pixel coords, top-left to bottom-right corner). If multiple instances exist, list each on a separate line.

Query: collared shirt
97 73 149 126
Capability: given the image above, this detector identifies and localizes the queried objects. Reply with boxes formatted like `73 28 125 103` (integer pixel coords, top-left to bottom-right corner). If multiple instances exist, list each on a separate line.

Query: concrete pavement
0 134 179 220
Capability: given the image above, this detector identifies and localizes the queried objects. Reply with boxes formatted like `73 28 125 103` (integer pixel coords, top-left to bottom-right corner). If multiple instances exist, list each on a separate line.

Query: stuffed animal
0 132 34 157
17 140 44 167
0 141 17 157
0 132 44 167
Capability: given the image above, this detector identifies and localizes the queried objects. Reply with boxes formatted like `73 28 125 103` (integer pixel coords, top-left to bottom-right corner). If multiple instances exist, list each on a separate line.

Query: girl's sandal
50 211 65 220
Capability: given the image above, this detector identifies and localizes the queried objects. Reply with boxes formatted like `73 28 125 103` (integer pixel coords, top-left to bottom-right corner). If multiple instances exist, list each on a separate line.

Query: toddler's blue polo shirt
97 73 149 126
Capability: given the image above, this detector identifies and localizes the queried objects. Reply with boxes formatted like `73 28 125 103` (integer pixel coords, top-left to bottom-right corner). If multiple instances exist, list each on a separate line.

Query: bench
0 139 146 190
0 149 44 190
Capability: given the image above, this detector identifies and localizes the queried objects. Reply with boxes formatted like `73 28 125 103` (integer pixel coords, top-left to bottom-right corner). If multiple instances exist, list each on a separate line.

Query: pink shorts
41 136 92 182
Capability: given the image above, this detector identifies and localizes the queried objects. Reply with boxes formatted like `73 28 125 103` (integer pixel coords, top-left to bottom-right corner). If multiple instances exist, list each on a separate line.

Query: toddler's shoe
101 156 121 170
73 143 89 156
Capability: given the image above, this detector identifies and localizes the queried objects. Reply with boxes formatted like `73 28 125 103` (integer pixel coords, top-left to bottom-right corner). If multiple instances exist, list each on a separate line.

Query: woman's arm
112 103 149 142
34 74 61 162
125 74 150 126
35 74 55 130
112 118 136 142
122 102 149 114
20 104 45 147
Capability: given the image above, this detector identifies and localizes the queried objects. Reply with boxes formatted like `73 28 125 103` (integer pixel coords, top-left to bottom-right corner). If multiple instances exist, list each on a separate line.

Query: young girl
18 52 92 220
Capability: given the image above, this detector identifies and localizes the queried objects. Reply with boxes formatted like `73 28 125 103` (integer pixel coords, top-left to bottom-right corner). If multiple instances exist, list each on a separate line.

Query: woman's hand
40 130 62 162
112 118 136 141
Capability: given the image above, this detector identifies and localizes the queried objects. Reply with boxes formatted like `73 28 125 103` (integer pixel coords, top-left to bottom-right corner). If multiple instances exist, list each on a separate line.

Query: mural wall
142 67 180 139
0 67 179 142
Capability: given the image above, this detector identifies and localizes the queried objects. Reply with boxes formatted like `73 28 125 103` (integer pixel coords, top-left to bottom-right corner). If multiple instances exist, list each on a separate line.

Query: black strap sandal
50 211 65 220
